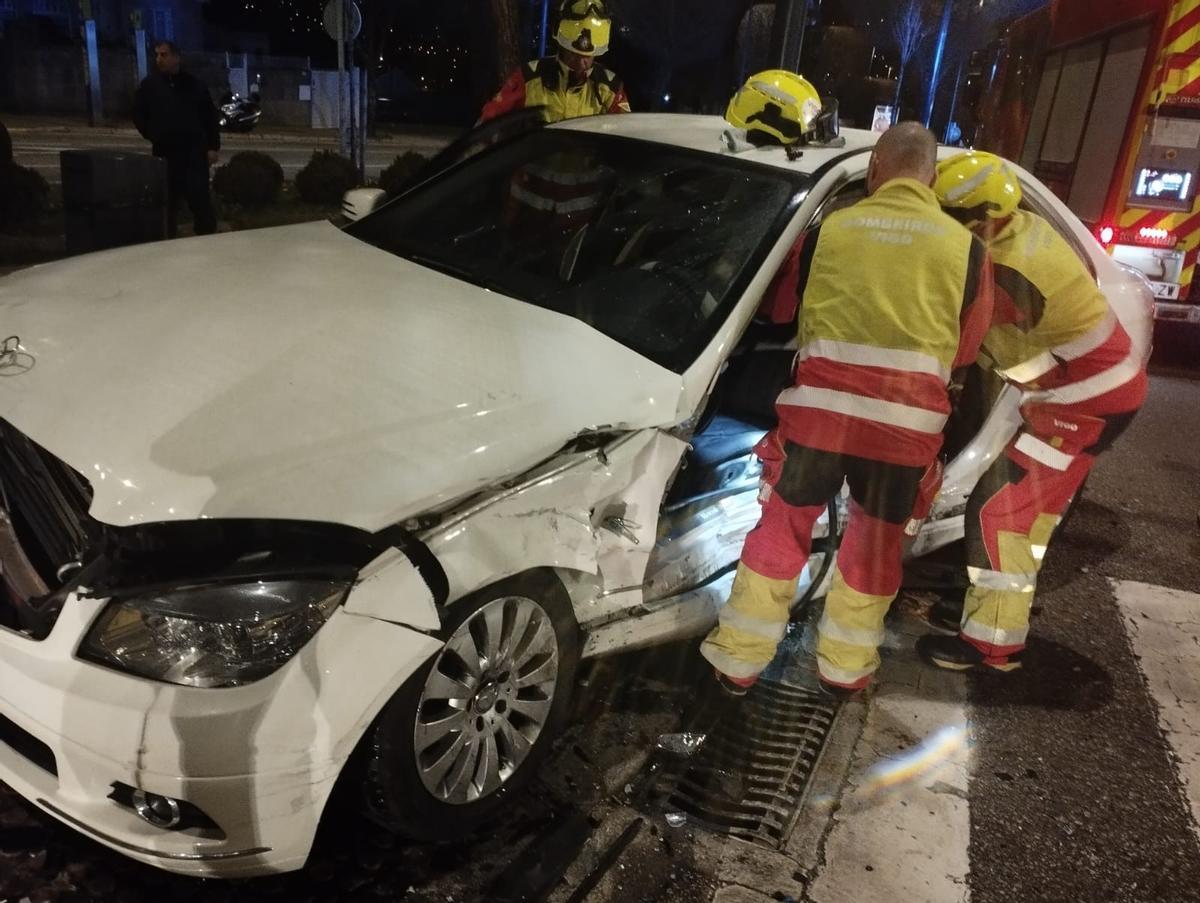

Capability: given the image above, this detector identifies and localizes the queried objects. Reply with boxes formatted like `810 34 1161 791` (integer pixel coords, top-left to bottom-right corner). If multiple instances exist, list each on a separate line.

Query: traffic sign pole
324 0 361 160
336 0 348 157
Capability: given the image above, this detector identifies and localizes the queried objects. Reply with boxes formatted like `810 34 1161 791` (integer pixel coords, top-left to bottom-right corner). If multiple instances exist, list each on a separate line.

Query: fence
0 38 333 128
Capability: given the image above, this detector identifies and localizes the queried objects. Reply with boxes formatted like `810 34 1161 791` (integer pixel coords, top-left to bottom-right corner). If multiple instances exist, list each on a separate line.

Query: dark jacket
133 70 220 158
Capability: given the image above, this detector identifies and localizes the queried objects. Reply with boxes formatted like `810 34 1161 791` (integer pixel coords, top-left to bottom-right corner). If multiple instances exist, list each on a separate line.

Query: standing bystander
133 41 220 238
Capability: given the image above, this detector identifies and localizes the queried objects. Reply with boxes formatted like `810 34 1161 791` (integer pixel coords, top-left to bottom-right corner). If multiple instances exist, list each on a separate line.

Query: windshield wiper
403 252 514 298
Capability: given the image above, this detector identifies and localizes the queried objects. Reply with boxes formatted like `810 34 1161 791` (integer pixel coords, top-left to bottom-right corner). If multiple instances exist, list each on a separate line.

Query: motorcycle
218 93 262 133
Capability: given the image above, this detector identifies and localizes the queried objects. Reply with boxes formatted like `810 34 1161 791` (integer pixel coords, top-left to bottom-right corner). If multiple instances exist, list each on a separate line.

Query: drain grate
645 680 840 848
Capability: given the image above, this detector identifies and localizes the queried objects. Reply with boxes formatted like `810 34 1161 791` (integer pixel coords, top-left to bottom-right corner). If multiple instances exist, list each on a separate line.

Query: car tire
359 571 580 840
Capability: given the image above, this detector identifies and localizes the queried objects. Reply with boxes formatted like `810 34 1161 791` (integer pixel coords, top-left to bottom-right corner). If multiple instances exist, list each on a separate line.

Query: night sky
201 0 1052 124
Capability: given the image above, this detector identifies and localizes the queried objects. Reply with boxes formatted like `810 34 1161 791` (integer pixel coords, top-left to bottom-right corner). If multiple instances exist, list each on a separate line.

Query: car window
393 109 547 196
345 130 807 373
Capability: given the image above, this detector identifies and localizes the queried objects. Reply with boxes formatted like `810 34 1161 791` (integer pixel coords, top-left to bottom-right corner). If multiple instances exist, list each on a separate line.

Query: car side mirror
342 188 388 222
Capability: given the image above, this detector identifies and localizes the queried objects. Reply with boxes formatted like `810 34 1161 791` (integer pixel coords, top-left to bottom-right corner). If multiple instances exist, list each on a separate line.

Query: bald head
867 121 937 195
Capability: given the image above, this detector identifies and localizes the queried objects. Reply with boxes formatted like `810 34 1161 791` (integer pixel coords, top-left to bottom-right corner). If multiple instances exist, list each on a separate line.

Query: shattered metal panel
425 431 688 616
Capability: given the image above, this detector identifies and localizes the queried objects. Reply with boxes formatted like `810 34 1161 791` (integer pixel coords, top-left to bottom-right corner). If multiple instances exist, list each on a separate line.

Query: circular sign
323 0 362 42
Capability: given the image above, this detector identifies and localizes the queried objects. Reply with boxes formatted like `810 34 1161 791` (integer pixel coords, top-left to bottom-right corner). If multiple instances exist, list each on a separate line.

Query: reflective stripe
750 79 800 107
967 566 1035 593
777 386 948 434
817 613 885 648
1052 309 1117 362
523 164 603 186
961 618 1029 649
1030 544 1048 562
700 647 765 681
797 339 951 382
510 184 603 214
1014 433 1076 471
942 163 997 203
998 350 1058 384
1028 356 1144 406
997 311 1119 385
717 607 789 643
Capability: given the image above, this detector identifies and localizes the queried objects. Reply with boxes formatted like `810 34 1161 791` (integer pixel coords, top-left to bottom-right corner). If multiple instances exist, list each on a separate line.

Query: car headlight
79 579 351 688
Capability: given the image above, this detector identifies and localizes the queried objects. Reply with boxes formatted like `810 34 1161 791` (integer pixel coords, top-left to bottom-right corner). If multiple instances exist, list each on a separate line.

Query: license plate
1150 281 1181 300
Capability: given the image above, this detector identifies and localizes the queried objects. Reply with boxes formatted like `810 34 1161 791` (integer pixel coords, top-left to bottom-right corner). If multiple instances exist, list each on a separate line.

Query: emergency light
1098 224 1178 249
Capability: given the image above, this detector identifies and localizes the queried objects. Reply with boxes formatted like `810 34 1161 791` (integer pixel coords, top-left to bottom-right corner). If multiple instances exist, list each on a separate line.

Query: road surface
7 122 457 184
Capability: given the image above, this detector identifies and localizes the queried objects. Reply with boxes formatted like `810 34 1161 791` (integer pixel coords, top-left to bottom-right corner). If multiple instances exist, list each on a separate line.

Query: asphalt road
7 123 456 184
966 368 1200 903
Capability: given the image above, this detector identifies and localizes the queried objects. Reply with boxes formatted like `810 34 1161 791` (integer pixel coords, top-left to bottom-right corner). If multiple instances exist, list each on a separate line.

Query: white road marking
1112 579 1200 841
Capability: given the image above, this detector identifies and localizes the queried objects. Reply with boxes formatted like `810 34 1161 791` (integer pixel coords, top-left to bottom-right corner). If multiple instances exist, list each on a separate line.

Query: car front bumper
0 595 441 877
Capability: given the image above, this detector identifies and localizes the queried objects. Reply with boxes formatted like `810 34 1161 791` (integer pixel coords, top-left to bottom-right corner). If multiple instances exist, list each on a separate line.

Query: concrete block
712 885 781 903
717 838 807 899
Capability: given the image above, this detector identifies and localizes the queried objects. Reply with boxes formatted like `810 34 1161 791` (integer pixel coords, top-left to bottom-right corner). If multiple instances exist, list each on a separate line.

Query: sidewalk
1 113 462 146
705 597 971 903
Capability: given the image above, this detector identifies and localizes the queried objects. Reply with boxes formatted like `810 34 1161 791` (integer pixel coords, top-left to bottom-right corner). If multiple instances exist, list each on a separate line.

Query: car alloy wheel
414 594 558 804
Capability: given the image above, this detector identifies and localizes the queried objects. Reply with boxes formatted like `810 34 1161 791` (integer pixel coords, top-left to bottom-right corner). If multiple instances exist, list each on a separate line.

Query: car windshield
346 130 807 372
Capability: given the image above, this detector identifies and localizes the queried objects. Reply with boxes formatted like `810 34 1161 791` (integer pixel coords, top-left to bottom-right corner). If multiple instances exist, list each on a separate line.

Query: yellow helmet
726 70 822 146
934 151 1023 224
556 0 612 57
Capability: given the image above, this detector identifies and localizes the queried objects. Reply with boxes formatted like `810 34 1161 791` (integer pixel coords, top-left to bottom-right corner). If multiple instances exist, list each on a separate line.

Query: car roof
551 113 880 176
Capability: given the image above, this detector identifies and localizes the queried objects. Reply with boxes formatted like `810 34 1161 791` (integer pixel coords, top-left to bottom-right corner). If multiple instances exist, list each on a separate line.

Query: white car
0 114 1152 877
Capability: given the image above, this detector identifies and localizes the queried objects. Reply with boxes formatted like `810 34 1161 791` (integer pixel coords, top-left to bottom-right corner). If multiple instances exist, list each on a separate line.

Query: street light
923 0 954 129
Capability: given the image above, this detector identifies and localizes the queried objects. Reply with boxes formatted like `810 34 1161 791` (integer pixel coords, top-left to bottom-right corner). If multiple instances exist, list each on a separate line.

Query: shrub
295 150 359 205
212 151 284 208
0 121 11 166
377 151 429 197
0 163 49 232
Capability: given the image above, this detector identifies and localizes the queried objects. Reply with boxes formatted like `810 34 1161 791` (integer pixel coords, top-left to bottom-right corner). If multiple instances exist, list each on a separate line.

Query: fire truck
974 0 1200 326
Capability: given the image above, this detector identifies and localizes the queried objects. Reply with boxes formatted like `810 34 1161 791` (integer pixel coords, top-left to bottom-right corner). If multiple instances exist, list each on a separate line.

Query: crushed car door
583 429 690 626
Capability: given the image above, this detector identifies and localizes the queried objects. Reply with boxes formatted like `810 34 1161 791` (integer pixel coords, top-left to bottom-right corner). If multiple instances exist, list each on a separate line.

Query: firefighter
699 110 995 699
917 151 1148 673
479 0 630 125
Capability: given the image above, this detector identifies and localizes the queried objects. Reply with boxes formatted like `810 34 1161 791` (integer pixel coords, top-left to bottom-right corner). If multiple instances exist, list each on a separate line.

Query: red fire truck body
981 0 1200 325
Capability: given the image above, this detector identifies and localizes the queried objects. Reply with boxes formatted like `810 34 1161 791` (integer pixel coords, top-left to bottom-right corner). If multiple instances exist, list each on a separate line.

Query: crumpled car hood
0 221 684 531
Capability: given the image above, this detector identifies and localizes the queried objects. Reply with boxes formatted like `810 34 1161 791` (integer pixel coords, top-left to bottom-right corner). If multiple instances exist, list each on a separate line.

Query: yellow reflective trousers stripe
700 563 797 680
962 514 1059 650
816 567 897 687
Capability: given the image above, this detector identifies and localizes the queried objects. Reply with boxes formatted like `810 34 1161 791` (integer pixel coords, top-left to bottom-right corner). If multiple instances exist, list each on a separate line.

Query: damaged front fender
341 430 688 632
341 546 441 632
420 430 689 616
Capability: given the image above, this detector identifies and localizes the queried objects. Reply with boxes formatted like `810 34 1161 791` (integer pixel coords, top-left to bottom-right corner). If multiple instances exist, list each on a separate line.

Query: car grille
0 419 94 595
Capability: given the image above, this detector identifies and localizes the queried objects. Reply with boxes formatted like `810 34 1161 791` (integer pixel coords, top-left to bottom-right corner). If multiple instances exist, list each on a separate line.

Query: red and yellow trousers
958 371 1148 660
700 437 926 689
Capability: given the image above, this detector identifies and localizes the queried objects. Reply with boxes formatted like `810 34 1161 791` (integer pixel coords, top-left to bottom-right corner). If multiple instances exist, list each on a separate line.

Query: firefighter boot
926 593 964 634
714 669 756 698
916 634 1024 673
817 679 862 702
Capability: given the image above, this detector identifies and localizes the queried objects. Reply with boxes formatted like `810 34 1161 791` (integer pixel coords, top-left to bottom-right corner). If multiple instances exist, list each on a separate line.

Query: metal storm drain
645 680 840 848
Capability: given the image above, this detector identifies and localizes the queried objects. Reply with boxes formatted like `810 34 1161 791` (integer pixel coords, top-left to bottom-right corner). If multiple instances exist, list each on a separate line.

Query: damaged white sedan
0 114 1151 876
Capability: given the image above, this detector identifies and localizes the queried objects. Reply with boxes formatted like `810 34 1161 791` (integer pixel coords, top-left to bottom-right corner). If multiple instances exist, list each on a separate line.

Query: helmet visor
561 0 608 20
